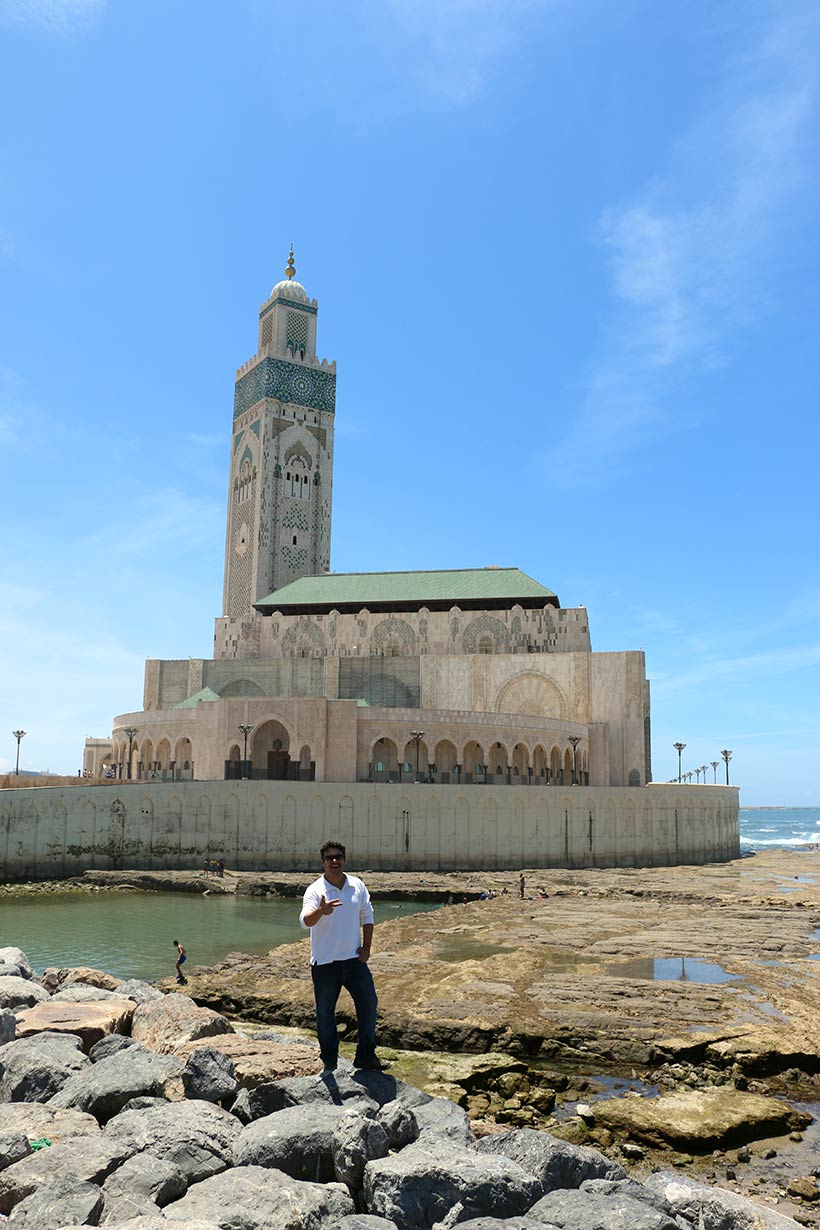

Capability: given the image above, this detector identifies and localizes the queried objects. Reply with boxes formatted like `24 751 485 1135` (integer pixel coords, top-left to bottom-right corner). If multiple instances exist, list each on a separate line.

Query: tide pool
0 891 438 983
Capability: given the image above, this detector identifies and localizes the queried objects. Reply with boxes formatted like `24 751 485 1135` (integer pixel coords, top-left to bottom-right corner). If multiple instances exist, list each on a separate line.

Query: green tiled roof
255 568 557 612
173 687 221 708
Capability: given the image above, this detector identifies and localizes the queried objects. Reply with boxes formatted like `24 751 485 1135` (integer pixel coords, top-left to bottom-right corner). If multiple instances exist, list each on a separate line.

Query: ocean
740 807 820 851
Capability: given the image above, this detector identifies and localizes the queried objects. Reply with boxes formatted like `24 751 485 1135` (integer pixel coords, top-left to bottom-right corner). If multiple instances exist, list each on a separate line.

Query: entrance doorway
267 741 290 780
250 720 292 781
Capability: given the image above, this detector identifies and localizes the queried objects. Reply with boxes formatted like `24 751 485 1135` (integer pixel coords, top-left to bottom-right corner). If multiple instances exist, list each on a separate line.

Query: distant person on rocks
299 840 387 1073
173 939 187 984
217 858 225 878
519 873 525 899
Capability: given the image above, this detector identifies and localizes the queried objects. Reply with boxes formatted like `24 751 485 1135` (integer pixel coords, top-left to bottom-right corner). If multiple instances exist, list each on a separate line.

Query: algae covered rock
593 1087 811 1150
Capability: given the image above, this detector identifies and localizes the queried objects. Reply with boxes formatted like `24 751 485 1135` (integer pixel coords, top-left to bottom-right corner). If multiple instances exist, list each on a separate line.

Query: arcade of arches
106 718 588 788
368 734 588 786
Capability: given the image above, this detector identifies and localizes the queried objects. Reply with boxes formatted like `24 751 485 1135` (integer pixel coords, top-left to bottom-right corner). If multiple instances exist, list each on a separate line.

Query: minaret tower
222 250 336 619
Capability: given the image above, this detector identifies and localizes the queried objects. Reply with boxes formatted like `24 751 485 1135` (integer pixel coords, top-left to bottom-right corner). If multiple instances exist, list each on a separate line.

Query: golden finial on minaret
285 246 296 280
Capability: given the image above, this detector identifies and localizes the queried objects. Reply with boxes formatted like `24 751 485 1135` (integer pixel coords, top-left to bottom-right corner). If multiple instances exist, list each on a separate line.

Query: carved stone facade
88 258 656 806
222 256 334 618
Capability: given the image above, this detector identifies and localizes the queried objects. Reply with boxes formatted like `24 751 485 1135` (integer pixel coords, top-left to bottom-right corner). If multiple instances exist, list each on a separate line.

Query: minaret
222 250 336 619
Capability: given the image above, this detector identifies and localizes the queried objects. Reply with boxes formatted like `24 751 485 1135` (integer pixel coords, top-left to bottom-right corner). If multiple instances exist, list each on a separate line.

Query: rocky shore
0 943 815 1230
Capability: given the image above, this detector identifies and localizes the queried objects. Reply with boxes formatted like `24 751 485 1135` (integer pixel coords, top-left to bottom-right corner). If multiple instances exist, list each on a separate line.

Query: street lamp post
123 727 138 781
568 736 581 785
695 766 701 784
673 742 686 783
711 760 719 784
410 730 425 783
721 749 732 785
701 764 708 784
238 724 254 780
12 730 26 776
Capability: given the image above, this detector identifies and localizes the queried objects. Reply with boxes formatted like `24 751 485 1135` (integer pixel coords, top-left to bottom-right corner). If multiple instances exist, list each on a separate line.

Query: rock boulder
593 1088 811 1150
7 1175 104 1229
363 1139 543 1230
0 1135 131 1214
180 1048 237 1104
130 994 233 1054
475 1128 625 1191
48 1045 183 1122
233 1103 353 1181
15 999 136 1051
103 1099 242 1183
0 978 48 1011
161 1164 355 1228
0 949 33 979
0 1102 101 1145
529 1187 680 1230
0 1009 16 1046
644 1171 808 1230
173 1035 322 1087
99 1151 188 1222
0 1031 90 1102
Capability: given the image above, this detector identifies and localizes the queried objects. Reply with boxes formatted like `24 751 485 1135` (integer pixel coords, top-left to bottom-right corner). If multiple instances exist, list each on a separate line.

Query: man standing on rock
300 839 386 1073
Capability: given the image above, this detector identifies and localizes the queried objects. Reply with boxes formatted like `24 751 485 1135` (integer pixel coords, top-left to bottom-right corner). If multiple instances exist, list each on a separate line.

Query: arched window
478 635 493 655
285 457 310 499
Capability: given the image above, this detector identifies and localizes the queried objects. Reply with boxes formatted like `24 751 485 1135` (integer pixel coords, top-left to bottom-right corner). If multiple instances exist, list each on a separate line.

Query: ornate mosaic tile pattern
287 311 309 351
234 358 336 417
259 297 317 319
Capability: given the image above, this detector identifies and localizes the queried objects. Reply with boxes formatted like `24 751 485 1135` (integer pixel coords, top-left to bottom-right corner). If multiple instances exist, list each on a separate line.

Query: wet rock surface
2 851 820 1227
592 1087 811 1149
180 851 820 1079
0 956 809 1229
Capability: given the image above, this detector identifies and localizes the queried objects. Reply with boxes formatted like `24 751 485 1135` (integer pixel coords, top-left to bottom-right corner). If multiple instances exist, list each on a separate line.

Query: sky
0 0 818 804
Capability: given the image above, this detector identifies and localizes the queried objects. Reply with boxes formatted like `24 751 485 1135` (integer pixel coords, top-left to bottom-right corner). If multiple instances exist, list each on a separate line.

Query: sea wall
0 781 739 880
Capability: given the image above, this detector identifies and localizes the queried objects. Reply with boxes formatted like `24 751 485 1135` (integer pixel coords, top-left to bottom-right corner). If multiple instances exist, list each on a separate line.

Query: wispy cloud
654 643 820 694
0 0 105 32
382 0 552 104
546 3 820 487
0 368 32 450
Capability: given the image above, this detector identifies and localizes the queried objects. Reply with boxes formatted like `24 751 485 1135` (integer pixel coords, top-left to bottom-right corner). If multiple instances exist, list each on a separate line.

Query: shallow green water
0 892 438 983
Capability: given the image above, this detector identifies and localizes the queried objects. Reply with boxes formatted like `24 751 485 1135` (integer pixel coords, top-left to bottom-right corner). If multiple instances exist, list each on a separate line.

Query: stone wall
0 782 739 880
213 602 592 663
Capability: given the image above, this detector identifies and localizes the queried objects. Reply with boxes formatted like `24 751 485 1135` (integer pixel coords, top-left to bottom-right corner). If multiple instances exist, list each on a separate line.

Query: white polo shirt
300 873 375 965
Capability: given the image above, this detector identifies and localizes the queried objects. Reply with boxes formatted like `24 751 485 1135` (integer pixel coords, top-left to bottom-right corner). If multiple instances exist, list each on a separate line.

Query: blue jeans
311 957 378 1067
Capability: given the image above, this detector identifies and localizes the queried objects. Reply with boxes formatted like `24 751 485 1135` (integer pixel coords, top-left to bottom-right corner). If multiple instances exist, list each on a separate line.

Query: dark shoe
354 1058 390 1071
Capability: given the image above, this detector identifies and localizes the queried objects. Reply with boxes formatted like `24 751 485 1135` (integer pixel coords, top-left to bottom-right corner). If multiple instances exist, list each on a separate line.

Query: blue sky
1 0 818 803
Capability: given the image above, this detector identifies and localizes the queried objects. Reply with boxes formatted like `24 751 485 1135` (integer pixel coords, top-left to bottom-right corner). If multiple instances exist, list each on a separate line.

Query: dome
270 278 309 303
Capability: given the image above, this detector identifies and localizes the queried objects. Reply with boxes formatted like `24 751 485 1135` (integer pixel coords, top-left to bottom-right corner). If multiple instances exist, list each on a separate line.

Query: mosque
84 253 652 793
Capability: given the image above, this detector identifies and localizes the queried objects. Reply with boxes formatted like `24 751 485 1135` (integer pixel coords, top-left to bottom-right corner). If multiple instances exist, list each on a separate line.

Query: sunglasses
324 853 345 862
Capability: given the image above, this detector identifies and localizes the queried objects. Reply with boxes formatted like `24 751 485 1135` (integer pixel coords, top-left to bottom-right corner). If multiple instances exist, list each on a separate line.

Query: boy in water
173 939 187 985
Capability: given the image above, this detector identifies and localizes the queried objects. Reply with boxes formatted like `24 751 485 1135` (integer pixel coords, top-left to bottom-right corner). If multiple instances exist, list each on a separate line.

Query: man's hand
303 895 343 927
357 945 371 963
